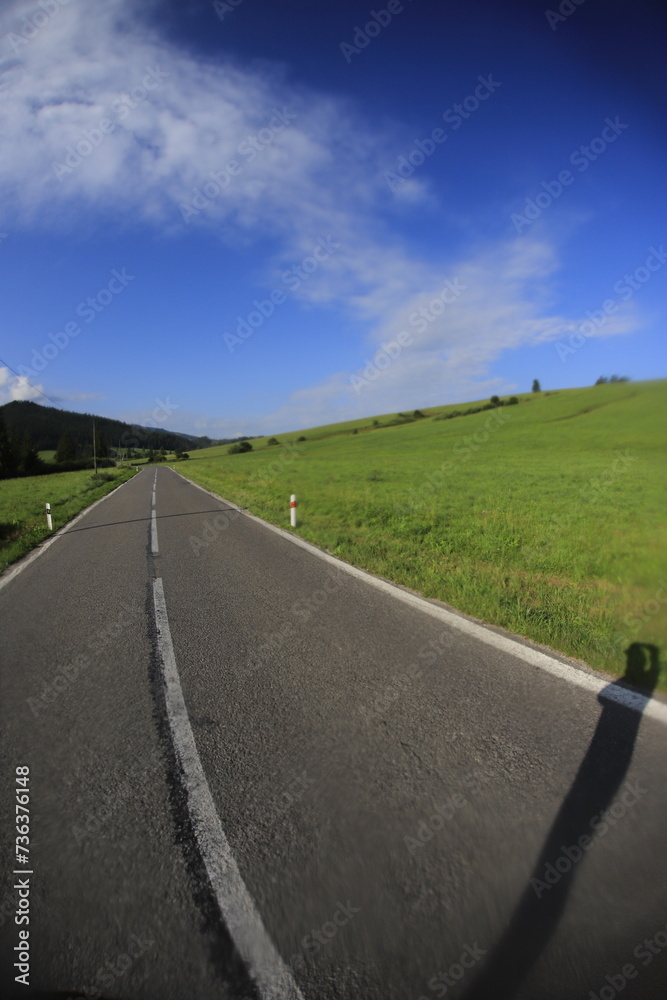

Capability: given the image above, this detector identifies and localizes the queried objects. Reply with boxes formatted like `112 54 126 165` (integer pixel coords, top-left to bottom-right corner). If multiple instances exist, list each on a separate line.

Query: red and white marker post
290 494 297 528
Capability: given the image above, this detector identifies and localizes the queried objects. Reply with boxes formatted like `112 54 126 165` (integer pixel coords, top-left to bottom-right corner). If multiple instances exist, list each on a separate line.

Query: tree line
0 400 214 480
0 401 258 479
0 400 209 452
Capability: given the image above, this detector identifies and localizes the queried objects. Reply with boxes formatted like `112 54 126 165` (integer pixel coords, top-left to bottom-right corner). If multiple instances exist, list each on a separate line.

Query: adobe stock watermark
555 245 666 362
349 277 467 392
417 943 488 999
246 770 315 841
521 448 639 559
212 0 246 21
404 768 492 856
71 782 132 846
545 0 587 32
538 450 639 555
17 268 135 379
74 932 155 1000
385 75 502 193
0 888 18 929
340 1 413 63
289 899 360 972
223 235 341 353
188 440 304 554
6 0 70 55
119 397 181 453
179 107 297 223
363 631 463 724
511 117 628 233
531 778 647 899
52 67 169 182
393 406 511 515
588 918 667 1000
27 601 142 719
620 580 667 646
247 570 347 674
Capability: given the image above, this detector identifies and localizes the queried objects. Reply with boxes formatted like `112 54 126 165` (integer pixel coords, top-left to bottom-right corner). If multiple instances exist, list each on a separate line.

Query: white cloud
0 367 44 403
249 237 640 433
0 0 644 433
0 0 373 240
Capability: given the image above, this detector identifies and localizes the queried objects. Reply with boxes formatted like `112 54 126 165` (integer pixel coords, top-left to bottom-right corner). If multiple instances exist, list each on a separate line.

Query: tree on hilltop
596 375 629 385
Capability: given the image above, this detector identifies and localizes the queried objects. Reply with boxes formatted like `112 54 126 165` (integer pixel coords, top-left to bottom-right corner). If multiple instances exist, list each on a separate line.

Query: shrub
507 396 519 405
297 436 307 442
490 395 500 406
267 437 280 446
228 441 253 454
386 415 415 426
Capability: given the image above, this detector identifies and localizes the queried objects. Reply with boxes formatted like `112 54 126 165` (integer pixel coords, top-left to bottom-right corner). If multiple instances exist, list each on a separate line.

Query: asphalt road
1 467 665 1000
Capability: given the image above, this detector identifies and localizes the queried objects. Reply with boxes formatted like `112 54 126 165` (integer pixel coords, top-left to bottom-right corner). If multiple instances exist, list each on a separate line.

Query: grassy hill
175 380 667 688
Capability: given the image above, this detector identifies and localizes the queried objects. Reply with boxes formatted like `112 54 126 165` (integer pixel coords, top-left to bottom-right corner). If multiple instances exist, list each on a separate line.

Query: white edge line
0 470 142 594
152 578 304 1000
167 468 667 728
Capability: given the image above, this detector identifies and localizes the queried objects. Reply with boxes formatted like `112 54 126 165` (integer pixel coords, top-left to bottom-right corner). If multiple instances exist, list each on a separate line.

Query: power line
0 357 63 409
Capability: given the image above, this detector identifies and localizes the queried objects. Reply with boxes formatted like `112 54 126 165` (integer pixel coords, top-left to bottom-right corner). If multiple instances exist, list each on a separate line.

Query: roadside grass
177 380 667 689
0 467 137 572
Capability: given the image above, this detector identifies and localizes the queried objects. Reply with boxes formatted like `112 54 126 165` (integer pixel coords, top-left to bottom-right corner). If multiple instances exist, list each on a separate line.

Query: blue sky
1 0 665 437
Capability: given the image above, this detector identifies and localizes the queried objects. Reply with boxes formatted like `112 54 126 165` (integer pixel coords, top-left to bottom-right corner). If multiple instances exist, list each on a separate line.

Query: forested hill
0 400 212 455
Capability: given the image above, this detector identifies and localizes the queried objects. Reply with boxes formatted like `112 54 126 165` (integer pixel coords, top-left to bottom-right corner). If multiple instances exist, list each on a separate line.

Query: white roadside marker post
290 494 297 528
45 503 52 531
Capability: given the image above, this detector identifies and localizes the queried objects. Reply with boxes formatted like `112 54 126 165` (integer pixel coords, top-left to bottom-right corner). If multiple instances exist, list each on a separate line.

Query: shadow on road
463 643 660 1000
64 508 243 532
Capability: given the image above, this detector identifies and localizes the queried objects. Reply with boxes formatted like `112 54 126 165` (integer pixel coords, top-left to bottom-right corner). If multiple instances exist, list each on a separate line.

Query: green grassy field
176 380 667 688
0 467 137 572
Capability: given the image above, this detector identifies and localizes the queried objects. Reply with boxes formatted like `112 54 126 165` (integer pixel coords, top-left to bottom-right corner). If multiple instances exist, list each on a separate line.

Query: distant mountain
0 400 213 456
